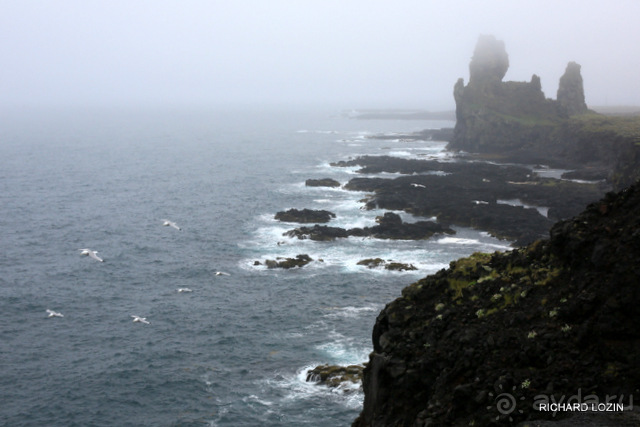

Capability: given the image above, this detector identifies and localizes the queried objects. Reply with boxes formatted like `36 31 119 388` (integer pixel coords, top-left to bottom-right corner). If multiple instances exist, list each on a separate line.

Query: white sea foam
386 150 413 158
533 166 570 179
436 235 511 251
243 394 274 407
315 330 371 365
268 364 364 410
497 198 549 217
322 305 381 320
437 237 481 245
370 171 406 179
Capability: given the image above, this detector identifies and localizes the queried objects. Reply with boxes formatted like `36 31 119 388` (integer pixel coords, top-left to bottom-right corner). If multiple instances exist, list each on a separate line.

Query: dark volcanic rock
449 35 640 190
371 212 454 240
284 212 454 241
274 208 336 223
335 155 609 246
305 178 341 188
306 364 364 390
385 262 417 271
357 258 417 271
354 182 640 426
356 258 386 268
262 254 313 269
283 224 350 241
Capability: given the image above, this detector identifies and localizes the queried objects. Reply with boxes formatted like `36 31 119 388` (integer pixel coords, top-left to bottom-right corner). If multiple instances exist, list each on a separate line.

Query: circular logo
487 384 525 421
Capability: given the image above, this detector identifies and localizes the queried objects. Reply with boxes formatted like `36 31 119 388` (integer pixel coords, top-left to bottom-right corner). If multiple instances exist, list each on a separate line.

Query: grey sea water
0 107 510 426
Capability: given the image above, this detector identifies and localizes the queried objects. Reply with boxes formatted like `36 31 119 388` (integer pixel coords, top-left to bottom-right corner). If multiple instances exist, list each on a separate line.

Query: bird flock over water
45 219 231 324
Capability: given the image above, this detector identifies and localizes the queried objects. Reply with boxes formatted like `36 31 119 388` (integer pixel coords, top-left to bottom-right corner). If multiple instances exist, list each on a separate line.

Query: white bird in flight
215 271 230 276
131 315 150 325
162 219 181 230
79 248 104 262
410 183 426 188
46 309 64 318
177 288 193 293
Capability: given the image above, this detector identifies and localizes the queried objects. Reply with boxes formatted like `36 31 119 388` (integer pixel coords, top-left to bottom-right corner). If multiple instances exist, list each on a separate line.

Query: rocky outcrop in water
274 208 336 223
284 212 454 242
357 258 417 271
306 364 364 390
305 178 341 188
332 155 608 246
353 181 640 426
256 254 313 269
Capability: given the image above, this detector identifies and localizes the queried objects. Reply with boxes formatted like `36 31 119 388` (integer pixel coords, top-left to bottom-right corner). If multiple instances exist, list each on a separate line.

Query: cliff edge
354 180 640 426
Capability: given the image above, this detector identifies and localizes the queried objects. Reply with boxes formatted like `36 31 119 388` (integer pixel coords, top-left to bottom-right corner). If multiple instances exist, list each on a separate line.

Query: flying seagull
410 183 426 188
162 219 181 230
215 271 230 276
131 315 150 325
177 288 193 293
46 309 64 318
79 248 104 262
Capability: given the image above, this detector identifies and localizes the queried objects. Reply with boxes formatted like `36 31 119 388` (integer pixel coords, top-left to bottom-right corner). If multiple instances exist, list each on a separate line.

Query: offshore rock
306 364 364 391
284 212 454 241
262 254 313 269
335 155 609 246
283 225 350 241
305 178 341 187
353 181 640 426
357 258 417 271
274 208 336 223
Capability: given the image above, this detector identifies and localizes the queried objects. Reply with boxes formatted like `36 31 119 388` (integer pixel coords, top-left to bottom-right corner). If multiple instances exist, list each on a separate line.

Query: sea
0 106 512 426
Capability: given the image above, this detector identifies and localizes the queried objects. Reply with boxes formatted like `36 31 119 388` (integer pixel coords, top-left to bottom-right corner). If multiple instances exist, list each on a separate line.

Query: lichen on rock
354 182 640 426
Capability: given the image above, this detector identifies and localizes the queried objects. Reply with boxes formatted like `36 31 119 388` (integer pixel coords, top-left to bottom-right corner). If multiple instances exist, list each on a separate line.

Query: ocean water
0 107 511 426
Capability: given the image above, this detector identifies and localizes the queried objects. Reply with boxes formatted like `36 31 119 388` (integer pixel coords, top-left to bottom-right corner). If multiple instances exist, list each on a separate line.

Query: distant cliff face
450 35 640 189
354 181 640 426
451 35 568 154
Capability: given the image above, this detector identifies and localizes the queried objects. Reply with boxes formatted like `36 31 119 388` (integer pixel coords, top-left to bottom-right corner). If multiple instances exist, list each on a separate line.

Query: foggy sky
2 0 639 110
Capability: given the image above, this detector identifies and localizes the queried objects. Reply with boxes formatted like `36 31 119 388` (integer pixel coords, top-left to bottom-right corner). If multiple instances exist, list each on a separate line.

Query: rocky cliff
354 180 640 426
449 35 640 190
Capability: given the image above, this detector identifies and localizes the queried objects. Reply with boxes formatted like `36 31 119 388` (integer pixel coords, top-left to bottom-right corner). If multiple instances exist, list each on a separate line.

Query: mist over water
0 107 510 426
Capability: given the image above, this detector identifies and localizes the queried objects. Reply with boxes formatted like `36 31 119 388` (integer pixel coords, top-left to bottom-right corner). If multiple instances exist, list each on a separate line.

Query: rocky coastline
280 36 640 426
284 212 454 242
274 208 336 224
449 35 640 191
343 35 640 426
353 180 640 426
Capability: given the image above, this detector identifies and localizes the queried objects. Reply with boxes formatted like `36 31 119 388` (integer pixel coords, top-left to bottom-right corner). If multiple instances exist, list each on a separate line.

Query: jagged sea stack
468 34 509 85
557 61 588 116
451 35 562 154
